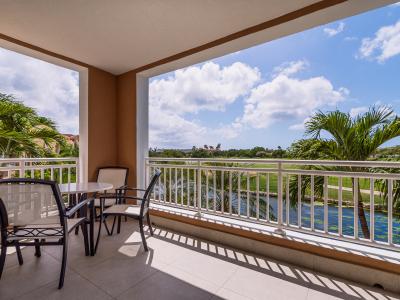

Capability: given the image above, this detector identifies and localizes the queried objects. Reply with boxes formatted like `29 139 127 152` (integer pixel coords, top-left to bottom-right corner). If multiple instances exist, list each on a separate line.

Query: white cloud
149 107 208 148
289 117 311 131
149 61 260 115
344 36 358 42
239 61 347 129
149 60 349 147
272 60 308 77
359 20 400 62
350 106 368 118
0 47 79 134
149 61 260 147
323 22 345 37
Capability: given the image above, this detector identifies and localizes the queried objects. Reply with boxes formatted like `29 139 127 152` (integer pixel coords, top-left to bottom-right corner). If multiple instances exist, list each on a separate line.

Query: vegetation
290 106 400 239
0 94 67 158
149 145 287 158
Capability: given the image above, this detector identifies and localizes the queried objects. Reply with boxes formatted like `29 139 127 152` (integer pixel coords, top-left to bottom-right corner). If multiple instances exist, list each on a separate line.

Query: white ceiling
0 0 396 75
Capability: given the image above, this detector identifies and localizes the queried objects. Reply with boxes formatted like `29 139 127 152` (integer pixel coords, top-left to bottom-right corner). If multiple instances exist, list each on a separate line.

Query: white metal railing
146 157 400 250
0 157 79 184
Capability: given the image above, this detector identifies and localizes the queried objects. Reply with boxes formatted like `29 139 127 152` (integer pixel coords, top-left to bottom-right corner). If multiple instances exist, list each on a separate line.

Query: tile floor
0 219 399 300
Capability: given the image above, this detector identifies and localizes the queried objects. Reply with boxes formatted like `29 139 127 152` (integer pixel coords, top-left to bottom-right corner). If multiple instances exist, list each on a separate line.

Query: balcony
1 157 399 299
2 1 400 298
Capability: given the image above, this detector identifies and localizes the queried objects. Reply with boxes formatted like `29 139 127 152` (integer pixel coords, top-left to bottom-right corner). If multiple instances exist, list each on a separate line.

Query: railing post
195 159 202 218
20 160 25 178
275 161 286 236
75 157 80 183
144 158 150 187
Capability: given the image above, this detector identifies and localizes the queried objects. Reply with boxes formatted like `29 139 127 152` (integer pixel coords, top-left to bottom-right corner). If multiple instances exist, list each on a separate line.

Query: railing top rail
0 157 78 163
146 157 400 168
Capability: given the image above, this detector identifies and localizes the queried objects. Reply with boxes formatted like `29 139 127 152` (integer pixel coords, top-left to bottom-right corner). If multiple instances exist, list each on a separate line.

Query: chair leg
139 218 148 252
147 213 154 236
109 216 117 236
34 239 41 257
15 242 23 265
58 236 68 289
81 223 89 256
0 244 6 279
117 216 122 234
95 214 104 254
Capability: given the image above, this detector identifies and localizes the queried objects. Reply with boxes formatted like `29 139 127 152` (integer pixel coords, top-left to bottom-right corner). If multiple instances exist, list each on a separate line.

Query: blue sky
1 3 400 149
149 3 400 149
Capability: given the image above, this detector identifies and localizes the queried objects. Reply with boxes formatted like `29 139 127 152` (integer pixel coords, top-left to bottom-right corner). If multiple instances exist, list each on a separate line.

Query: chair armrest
66 197 93 218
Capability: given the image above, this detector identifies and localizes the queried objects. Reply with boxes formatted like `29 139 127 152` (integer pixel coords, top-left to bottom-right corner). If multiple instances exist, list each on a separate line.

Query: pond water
236 195 400 244
157 183 400 244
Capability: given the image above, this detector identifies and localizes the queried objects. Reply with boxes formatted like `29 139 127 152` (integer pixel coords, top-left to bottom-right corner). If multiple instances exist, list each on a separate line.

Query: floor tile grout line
7 267 81 300
70 265 119 299
113 269 162 298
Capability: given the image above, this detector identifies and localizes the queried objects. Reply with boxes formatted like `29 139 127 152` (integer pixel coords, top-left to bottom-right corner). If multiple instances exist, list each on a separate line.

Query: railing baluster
266 173 270 222
388 179 393 245
370 178 374 242
164 168 167 203
206 170 209 211
187 168 190 206
229 171 232 215
338 177 343 236
174 168 178 204
169 168 172 204
193 168 197 208
324 176 328 233
311 175 315 231
298 174 301 228
196 160 202 215
246 172 250 218
256 173 260 220
221 171 224 213
286 175 289 226
276 162 284 234
354 177 359 239
238 172 241 217
213 170 216 212
181 168 184 206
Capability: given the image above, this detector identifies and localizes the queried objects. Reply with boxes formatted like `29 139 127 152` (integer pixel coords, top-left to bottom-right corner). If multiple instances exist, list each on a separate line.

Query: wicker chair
96 169 161 252
0 179 90 289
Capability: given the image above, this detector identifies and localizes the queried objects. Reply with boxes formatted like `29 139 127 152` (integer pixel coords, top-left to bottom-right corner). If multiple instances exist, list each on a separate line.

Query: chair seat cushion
94 198 118 207
103 204 144 217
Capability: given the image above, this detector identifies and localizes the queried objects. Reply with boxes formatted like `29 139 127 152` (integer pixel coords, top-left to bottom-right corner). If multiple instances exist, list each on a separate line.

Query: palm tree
0 94 65 158
291 106 400 239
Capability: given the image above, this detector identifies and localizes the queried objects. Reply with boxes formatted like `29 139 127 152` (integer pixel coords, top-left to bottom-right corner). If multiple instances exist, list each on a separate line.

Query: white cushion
103 204 142 216
97 168 127 193
94 198 117 207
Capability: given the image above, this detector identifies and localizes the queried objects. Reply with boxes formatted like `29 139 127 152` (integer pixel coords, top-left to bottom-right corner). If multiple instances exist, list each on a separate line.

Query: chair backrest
97 166 129 194
140 169 161 217
0 179 65 229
